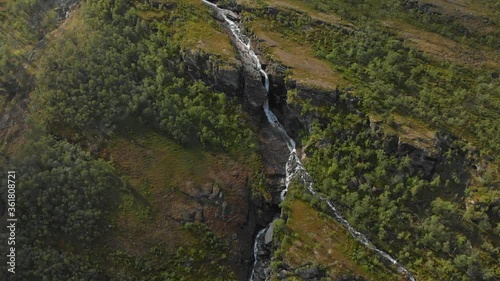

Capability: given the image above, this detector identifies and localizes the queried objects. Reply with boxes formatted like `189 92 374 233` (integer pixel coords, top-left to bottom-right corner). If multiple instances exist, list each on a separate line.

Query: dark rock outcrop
397 140 438 180
251 225 274 281
181 50 242 96
203 4 267 112
405 0 441 15
295 265 325 280
258 122 288 202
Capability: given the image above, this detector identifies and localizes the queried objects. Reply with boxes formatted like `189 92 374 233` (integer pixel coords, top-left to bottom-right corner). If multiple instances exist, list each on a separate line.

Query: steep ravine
201 1 418 281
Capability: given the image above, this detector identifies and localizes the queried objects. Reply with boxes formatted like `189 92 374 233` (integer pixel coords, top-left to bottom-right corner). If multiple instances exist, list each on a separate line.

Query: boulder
264 221 274 245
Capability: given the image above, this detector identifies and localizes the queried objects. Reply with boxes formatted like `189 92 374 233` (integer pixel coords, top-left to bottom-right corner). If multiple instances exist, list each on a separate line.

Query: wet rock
277 269 291 279
202 2 266 111
264 221 274 245
53 0 80 20
224 10 240 21
250 227 274 281
258 124 288 202
242 64 267 110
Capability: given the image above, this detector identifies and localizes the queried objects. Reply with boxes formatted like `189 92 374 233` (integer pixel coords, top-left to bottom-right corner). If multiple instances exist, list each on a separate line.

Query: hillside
0 0 498 280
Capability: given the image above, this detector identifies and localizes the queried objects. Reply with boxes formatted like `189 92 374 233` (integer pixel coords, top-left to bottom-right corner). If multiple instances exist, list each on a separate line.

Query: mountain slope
0 0 498 280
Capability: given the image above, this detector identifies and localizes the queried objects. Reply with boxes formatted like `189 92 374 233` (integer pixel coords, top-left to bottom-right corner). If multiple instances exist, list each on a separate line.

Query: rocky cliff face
202 6 268 112
252 59 489 281
180 47 288 280
169 159 258 280
181 50 242 97
181 4 493 280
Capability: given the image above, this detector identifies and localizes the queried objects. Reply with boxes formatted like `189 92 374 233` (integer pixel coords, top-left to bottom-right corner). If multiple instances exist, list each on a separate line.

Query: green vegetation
242 2 499 279
7 131 118 280
248 7 499 159
1 0 257 279
296 102 499 280
291 0 499 49
108 223 235 280
1 0 498 280
15 134 121 242
35 0 254 152
274 193 398 280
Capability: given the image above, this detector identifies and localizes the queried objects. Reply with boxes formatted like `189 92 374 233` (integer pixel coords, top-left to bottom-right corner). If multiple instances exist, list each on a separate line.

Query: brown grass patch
371 113 437 152
241 0 349 26
134 0 238 62
284 199 398 280
180 19 239 63
0 0 7 12
251 20 349 90
419 0 496 19
104 127 252 277
382 19 499 69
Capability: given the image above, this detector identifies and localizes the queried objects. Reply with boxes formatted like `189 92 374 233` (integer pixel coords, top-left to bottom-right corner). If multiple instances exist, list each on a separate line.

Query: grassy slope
242 0 499 156
104 125 248 279
240 0 348 26
136 0 238 63
279 198 400 280
1 1 251 279
251 18 348 90
89 2 252 278
381 19 499 69
238 0 499 279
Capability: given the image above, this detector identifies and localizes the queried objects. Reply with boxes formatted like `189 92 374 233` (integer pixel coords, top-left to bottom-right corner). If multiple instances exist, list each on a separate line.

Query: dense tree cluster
253 7 500 160
305 0 499 49
1 0 255 279
35 0 254 151
11 245 106 281
302 106 498 280
0 131 121 280
325 27 500 157
16 135 121 242
249 5 499 280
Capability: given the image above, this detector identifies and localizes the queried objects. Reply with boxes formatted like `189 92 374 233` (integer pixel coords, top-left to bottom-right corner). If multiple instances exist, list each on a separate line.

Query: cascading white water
249 228 267 281
202 1 416 281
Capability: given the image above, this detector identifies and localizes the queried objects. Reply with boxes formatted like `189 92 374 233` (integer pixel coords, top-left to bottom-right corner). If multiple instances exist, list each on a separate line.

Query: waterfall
249 228 267 281
201 1 416 281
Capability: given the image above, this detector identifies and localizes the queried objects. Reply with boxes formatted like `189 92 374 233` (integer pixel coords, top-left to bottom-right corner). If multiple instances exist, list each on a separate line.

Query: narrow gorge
2 0 497 280
202 1 417 280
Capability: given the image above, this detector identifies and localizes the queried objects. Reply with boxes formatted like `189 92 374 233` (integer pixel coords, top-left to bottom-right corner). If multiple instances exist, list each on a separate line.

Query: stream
201 1 416 280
